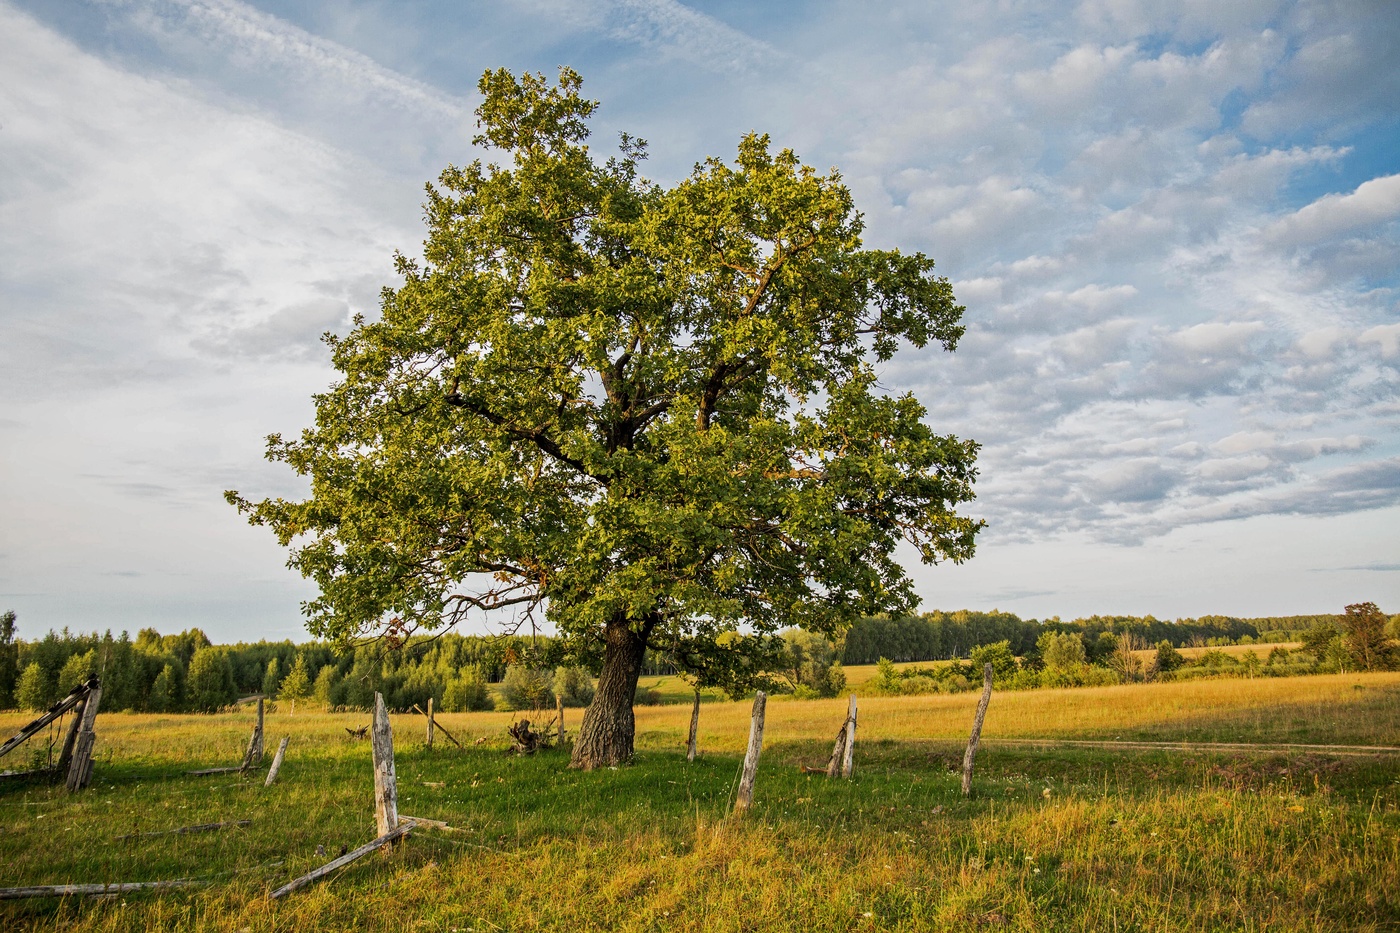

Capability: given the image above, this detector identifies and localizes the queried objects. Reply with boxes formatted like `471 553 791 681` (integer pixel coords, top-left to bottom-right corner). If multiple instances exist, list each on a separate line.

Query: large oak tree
229 68 983 769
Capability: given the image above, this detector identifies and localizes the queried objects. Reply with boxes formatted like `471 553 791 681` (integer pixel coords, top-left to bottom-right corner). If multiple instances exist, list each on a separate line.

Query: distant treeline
0 620 552 715
0 607 1384 714
840 611 1315 665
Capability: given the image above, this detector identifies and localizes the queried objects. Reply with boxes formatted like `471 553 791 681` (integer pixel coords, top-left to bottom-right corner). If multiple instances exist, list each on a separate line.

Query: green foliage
501 665 555 711
875 657 901 692
1341 601 1398 671
970 639 1018 682
779 630 847 697
554 666 596 707
148 663 179 713
57 649 98 693
1153 641 1185 675
312 664 339 710
279 656 312 712
1039 631 1087 672
15 661 48 711
186 647 237 713
0 609 18 709
444 669 494 712
1300 621 1341 659
226 66 981 702
261 656 282 698
843 611 1262 665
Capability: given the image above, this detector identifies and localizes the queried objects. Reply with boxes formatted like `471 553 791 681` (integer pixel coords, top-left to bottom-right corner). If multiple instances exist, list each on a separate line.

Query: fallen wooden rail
411 704 463 748
117 820 251 841
0 880 205 900
268 822 414 899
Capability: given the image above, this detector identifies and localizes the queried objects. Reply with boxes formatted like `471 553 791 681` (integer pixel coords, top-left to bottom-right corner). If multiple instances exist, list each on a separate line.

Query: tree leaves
228 67 984 653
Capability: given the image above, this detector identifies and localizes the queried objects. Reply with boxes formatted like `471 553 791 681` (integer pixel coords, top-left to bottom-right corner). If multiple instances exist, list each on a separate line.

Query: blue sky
1 0 1397 642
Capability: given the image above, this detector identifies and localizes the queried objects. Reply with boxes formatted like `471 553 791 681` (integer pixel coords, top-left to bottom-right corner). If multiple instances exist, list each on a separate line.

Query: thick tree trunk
571 618 650 769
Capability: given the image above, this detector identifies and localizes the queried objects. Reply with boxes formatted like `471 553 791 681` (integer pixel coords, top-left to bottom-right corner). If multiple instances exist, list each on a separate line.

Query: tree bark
685 686 700 762
570 617 651 769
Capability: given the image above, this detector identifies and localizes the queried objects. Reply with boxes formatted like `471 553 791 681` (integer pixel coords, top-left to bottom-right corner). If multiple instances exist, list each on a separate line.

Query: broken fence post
371 693 399 837
841 694 858 779
734 690 767 813
264 737 290 787
961 663 994 797
557 694 565 744
686 686 700 762
240 697 265 771
426 697 434 750
65 684 102 792
56 693 88 776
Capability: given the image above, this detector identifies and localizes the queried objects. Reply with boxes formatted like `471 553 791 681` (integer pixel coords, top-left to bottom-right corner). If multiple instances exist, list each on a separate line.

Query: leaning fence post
426 697 434 750
264 737 290 786
65 684 102 792
734 691 767 812
686 686 700 762
841 694 858 778
962 663 994 797
57 693 89 776
240 697 266 771
556 694 565 744
371 694 399 836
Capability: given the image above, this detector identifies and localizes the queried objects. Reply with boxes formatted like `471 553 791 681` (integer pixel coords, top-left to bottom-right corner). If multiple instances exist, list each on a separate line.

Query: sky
1 0 1397 644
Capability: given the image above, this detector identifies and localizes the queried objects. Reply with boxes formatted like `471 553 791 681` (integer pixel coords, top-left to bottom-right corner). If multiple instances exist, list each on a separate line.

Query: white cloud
1265 174 1400 249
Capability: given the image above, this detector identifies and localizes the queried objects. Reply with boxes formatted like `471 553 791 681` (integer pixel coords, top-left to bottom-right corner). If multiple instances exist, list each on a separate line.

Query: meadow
2 672 1398 931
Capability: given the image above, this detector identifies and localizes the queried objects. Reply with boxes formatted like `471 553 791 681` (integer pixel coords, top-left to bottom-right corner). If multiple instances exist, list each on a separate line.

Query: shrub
633 684 663 706
500 665 555 711
1039 631 1086 672
970 640 1018 682
444 670 493 711
554 666 596 707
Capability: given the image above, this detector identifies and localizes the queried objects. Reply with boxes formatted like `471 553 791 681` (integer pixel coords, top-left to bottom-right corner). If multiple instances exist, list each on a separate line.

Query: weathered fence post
556 694 565 744
264 737 290 786
425 697 434 750
841 694 858 778
686 686 701 762
65 684 102 792
240 697 265 770
961 663 994 797
371 693 398 836
734 691 767 812
57 693 89 776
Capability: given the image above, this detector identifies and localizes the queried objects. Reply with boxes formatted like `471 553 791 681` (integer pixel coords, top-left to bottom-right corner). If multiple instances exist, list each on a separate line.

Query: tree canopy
228 67 983 767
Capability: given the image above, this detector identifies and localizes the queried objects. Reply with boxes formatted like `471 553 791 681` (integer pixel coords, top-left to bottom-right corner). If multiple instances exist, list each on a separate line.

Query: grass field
2 672 1398 931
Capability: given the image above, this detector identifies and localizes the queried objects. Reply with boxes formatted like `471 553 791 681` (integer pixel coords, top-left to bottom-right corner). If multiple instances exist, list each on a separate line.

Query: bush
1039 631 1086 672
634 684 663 705
554 666 596 707
970 640 1018 682
500 665 555 711
444 670 494 711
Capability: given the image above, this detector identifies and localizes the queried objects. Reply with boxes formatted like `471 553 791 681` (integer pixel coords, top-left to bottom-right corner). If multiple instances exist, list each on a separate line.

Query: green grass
2 674 1399 931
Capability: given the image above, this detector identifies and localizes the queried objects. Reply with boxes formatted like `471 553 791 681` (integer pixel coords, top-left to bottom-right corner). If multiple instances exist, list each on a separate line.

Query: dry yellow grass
4 671 1395 768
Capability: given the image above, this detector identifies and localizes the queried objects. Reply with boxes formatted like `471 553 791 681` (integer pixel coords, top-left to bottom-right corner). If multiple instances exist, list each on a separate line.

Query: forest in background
0 607 1393 715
